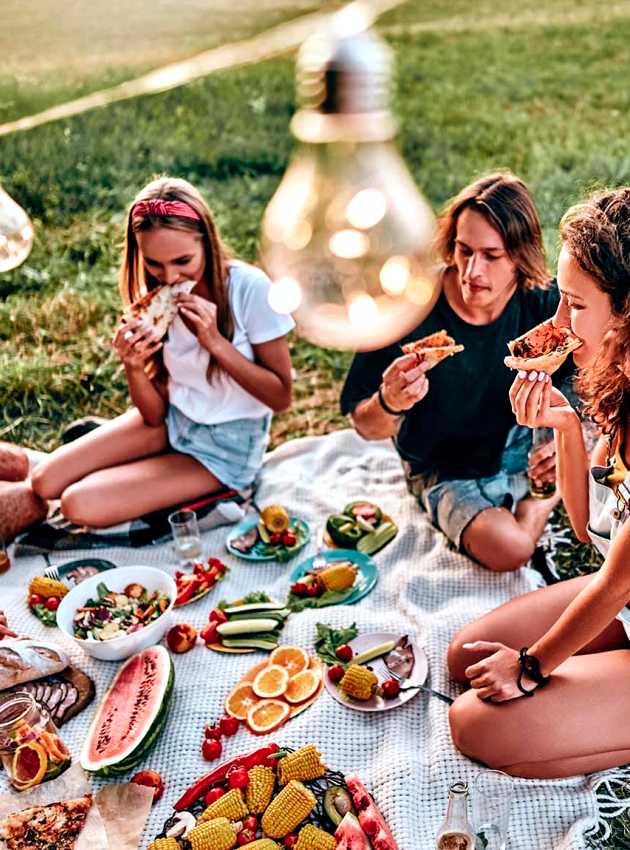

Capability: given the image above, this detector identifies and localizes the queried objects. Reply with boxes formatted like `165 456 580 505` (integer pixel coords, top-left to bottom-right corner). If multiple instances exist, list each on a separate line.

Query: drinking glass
528 426 556 499
168 510 202 565
0 534 10 574
471 769 514 850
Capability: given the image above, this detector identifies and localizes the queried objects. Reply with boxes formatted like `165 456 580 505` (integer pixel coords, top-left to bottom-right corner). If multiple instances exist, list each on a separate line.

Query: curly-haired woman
448 187 630 777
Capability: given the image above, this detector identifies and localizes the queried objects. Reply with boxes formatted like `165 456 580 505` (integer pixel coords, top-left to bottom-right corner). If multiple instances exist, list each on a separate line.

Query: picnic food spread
325 502 397 555
72 581 171 641
228 505 309 561
504 318 582 374
152 743 398 850
401 329 465 370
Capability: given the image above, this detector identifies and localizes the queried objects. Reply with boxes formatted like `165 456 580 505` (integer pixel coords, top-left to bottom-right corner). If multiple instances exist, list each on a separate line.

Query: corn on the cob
261 781 316 838
246 765 276 813
295 824 336 850
28 576 68 600
339 664 378 701
245 841 281 850
148 839 180 850
318 563 357 592
188 818 237 850
199 789 248 823
277 745 326 784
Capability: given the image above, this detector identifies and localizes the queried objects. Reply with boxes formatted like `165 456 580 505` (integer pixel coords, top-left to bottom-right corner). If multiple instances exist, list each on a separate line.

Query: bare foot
0 442 29 482
515 490 561 543
0 481 48 543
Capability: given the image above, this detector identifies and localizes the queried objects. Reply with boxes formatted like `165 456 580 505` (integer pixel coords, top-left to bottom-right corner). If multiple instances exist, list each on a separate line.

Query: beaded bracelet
517 647 550 696
377 385 405 417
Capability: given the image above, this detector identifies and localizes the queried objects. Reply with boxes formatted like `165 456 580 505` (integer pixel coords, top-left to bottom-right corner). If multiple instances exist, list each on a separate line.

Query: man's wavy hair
563 188 630 435
435 171 549 291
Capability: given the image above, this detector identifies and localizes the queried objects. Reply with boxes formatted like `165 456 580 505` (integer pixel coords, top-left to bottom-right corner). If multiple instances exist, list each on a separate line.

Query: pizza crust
401 329 464 371
0 794 92 850
504 318 582 375
123 279 195 339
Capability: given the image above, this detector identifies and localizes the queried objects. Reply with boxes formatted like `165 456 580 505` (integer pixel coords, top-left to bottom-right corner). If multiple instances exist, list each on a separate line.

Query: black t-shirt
340 280 572 481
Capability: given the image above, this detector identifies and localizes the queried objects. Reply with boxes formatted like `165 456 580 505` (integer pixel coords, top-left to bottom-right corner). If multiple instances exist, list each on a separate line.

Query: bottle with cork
435 781 475 850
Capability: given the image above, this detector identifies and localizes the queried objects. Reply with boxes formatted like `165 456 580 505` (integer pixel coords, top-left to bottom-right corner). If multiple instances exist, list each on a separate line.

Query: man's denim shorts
167 405 271 491
404 424 532 549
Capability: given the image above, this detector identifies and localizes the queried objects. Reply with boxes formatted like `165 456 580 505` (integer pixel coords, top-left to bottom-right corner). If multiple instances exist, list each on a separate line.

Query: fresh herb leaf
96 582 110 600
313 622 359 666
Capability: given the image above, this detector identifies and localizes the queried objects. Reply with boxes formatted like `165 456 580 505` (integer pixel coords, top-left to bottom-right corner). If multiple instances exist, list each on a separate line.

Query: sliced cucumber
356 521 397 555
221 636 279 650
226 609 289 622
257 521 271 543
223 601 285 614
351 640 397 666
217 618 278 635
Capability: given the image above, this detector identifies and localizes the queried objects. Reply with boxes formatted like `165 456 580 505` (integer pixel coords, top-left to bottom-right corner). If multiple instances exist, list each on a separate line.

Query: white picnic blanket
0 429 615 848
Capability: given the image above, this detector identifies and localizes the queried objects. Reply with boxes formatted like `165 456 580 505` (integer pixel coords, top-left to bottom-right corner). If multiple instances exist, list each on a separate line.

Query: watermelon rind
80 645 174 774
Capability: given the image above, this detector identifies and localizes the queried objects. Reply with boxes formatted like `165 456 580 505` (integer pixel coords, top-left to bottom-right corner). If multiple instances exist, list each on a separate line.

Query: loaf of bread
0 639 69 691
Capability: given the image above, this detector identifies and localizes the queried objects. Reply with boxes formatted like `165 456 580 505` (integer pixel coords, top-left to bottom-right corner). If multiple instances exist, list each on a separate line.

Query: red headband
132 199 201 222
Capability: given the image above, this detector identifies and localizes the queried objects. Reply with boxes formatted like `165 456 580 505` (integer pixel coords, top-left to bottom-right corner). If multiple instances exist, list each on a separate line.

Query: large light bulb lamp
261 5 437 351
0 185 33 272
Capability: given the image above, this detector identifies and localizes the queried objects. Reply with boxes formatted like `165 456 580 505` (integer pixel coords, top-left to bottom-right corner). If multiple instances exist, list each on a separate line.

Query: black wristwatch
377 385 405 417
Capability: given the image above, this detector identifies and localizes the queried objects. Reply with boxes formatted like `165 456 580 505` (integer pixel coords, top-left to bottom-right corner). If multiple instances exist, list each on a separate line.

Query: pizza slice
123 279 196 339
504 318 582 374
401 329 464 371
0 794 92 850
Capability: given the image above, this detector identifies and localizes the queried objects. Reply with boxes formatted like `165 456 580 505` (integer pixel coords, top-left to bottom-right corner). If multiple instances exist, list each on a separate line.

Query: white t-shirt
163 262 294 425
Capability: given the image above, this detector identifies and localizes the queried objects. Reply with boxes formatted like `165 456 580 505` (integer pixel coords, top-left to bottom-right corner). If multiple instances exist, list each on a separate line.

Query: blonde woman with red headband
18 177 294 528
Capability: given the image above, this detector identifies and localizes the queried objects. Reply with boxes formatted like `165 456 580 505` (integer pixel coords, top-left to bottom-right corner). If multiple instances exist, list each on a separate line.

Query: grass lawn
1 2 629 844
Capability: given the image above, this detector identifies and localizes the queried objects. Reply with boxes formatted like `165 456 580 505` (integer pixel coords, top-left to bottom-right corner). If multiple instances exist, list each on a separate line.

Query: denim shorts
167 405 271 491
404 424 532 549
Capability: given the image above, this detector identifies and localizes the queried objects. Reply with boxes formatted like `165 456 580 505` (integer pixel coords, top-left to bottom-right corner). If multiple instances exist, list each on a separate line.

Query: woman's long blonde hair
563 188 630 435
119 176 233 379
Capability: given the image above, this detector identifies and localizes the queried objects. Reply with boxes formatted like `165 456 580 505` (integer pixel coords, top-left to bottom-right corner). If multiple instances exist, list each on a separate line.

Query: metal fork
384 665 454 705
43 563 60 581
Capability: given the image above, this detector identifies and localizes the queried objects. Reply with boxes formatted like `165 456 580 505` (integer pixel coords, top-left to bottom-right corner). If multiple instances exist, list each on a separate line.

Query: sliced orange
284 669 321 704
40 731 70 763
247 699 290 733
252 664 290 698
12 741 48 788
269 645 310 676
225 683 260 720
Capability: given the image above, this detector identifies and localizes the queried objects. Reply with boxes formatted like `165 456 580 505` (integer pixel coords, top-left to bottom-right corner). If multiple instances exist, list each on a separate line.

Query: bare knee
448 626 478 684
449 692 506 768
31 459 65 500
462 515 536 572
60 482 108 527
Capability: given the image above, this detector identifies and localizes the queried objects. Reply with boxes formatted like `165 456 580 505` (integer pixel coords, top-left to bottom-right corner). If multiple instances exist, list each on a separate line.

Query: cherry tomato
242 816 258 832
282 531 296 547
28 593 44 608
210 608 228 624
269 532 283 545
381 678 401 699
227 766 249 790
204 724 222 740
238 829 256 845
44 597 60 612
335 644 353 662
328 663 345 684
204 786 226 805
202 738 223 761
306 583 320 597
131 770 164 803
200 622 221 645
290 582 308 596
219 715 240 737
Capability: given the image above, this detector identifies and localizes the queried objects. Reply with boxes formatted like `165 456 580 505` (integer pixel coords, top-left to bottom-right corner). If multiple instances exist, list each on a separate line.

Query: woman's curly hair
562 188 630 434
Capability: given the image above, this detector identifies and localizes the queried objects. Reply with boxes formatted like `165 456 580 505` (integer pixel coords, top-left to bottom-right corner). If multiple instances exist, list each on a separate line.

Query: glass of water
472 769 514 850
168 509 202 565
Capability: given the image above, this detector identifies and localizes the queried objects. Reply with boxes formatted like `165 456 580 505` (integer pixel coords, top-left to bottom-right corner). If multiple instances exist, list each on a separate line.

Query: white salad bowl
56 565 176 662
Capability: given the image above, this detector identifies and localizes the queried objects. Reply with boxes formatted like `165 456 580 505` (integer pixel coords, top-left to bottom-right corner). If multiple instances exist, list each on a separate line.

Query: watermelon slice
335 813 371 850
345 775 399 850
80 646 174 776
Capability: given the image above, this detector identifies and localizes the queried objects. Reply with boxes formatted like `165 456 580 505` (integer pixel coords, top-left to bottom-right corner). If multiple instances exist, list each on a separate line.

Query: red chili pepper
174 744 280 810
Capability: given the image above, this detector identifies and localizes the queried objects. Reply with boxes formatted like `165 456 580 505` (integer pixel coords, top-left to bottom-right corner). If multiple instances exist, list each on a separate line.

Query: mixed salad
72 582 170 641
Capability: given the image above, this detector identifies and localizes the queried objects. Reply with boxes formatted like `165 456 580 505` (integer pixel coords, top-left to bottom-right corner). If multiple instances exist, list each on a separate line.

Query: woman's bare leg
60 452 223 527
447 574 627 683
449 650 630 777
31 409 168 499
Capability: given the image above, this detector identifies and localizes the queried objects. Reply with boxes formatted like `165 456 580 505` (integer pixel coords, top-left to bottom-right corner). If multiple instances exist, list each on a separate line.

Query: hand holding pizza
509 371 576 433
381 353 430 412
113 320 162 370
176 293 221 352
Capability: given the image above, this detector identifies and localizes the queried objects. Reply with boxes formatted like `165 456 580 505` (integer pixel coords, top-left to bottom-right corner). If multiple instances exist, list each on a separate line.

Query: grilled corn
318 563 357 592
295 824 336 850
199 789 248 823
246 765 276 813
148 839 180 850
339 664 378 701
261 781 316 838
188 818 237 850
277 745 326 784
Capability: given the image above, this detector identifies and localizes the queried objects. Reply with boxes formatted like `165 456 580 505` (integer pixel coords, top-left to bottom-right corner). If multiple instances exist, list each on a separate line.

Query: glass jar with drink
168 509 203 566
0 692 72 790
435 781 475 850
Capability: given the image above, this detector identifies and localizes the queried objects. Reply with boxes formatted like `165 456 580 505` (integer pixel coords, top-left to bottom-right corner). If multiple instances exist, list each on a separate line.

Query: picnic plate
288 549 377 607
324 632 427 712
53 557 117 587
225 516 310 561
